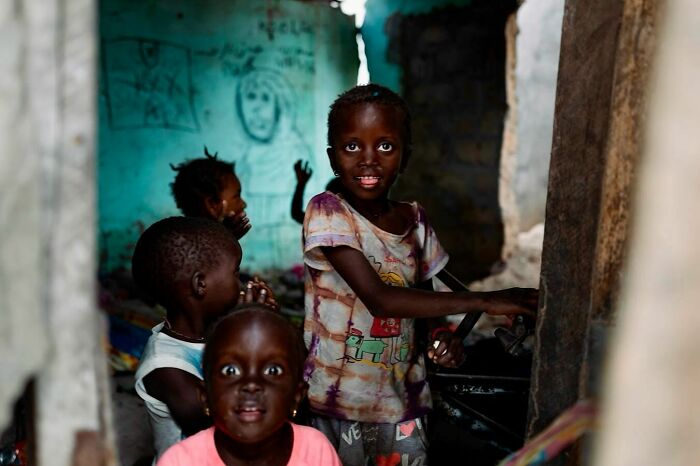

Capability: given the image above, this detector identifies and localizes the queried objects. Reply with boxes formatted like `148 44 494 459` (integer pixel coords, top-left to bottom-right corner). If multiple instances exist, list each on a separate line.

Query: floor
111 373 153 466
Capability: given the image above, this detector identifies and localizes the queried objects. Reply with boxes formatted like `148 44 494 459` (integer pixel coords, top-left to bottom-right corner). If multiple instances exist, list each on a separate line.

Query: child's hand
240 277 279 311
484 288 539 317
294 159 313 185
427 331 465 368
221 209 251 239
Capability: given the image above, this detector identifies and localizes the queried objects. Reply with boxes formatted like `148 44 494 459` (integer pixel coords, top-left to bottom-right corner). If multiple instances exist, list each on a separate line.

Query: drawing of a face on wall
236 74 280 143
234 68 313 269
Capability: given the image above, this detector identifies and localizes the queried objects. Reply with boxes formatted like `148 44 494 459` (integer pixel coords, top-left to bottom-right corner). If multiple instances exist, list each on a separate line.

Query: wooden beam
527 0 657 463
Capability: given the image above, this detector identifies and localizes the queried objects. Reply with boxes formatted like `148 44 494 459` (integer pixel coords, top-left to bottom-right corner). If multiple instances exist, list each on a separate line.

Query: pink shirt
156 424 341 466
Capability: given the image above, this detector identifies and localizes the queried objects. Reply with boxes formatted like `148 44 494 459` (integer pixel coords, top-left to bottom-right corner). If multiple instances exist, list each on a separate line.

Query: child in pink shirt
157 305 341 466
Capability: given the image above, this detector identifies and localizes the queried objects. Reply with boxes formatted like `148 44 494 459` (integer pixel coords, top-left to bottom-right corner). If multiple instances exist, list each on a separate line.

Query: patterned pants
310 414 429 466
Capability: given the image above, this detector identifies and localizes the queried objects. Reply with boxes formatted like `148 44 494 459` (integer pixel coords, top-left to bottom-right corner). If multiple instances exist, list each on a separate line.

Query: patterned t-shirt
302 192 449 423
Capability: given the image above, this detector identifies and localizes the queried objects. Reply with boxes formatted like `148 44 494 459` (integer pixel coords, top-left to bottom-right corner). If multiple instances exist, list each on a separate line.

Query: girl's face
218 173 247 218
327 103 406 204
204 316 304 445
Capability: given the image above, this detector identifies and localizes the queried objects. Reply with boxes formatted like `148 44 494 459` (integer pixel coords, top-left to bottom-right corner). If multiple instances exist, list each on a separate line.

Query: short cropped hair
170 148 237 217
131 216 239 306
327 84 412 162
202 304 307 382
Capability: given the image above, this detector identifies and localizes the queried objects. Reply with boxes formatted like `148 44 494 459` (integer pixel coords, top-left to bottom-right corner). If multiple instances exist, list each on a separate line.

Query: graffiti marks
257 18 314 40
102 38 199 132
219 43 316 77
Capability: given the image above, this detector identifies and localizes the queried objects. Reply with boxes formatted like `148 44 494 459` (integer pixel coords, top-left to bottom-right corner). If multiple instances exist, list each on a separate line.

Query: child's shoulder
402 200 429 225
291 422 329 440
157 427 216 464
136 324 204 381
146 324 204 353
291 423 340 459
307 191 349 216
309 190 343 205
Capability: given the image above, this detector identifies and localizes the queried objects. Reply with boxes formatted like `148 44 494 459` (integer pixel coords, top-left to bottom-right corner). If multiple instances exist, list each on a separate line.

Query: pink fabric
157 424 341 466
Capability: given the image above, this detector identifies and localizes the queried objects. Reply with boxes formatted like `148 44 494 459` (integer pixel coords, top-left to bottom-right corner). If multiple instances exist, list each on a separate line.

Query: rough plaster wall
498 13 519 258
513 0 564 232
98 0 357 273
0 0 48 432
472 0 563 291
18 0 115 464
390 1 518 282
362 0 473 92
593 1 700 464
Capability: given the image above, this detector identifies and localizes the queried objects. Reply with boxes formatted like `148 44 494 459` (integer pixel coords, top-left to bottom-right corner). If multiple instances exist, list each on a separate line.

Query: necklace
163 319 205 342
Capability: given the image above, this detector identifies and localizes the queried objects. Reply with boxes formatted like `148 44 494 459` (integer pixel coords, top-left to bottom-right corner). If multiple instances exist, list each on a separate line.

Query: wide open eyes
342 141 394 153
218 363 284 377
221 364 242 376
344 142 360 152
263 364 284 376
378 142 393 152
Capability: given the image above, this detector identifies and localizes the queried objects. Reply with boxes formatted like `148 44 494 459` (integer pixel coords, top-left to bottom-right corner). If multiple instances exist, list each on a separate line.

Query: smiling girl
302 84 537 465
156 305 341 466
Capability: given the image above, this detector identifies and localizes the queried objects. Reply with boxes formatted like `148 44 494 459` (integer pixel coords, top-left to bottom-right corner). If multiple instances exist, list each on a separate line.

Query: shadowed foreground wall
527 1 657 464
595 0 700 464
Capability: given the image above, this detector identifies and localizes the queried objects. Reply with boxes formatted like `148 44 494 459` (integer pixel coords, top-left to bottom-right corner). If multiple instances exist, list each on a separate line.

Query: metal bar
441 392 524 443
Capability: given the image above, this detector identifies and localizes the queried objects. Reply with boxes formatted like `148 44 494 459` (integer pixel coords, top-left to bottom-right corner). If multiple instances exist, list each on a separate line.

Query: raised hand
294 159 313 185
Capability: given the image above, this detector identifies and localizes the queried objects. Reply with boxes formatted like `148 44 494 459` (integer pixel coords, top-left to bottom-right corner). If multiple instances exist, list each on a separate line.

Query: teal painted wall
363 0 472 91
98 0 357 273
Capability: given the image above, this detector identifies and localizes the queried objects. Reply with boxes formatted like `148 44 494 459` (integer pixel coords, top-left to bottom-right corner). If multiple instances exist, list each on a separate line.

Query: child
156 305 342 466
290 159 344 224
302 84 537 466
170 147 251 239
132 217 272 460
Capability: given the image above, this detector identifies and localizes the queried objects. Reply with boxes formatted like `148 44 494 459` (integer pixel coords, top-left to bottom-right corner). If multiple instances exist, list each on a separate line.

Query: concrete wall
362 0 562 281
98 0 357 273
1 0 116 465
363 0 473 92
0 0 48 433
513 0 564 231
595 1 699 463
381 1 518 281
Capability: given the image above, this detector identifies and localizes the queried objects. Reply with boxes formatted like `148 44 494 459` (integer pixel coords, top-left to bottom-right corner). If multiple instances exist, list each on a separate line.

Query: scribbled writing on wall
215 43 316 77
102 38 200 132
258 18 314 40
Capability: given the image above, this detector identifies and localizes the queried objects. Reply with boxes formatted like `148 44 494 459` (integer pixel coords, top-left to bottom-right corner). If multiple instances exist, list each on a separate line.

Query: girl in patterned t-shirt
302 84 537 466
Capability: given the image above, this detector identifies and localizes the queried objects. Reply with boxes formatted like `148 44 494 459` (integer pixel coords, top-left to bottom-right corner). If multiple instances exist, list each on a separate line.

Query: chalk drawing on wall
102 38 200 132
234 68 313 265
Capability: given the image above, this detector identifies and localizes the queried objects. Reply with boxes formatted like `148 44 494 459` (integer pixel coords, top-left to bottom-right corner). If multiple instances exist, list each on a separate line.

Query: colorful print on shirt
302 192 449 423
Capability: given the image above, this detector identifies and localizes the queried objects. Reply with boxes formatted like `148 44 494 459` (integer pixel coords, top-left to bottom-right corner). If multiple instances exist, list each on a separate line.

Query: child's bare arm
143 368 210 436
322 245 536 319
291 160 312 224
